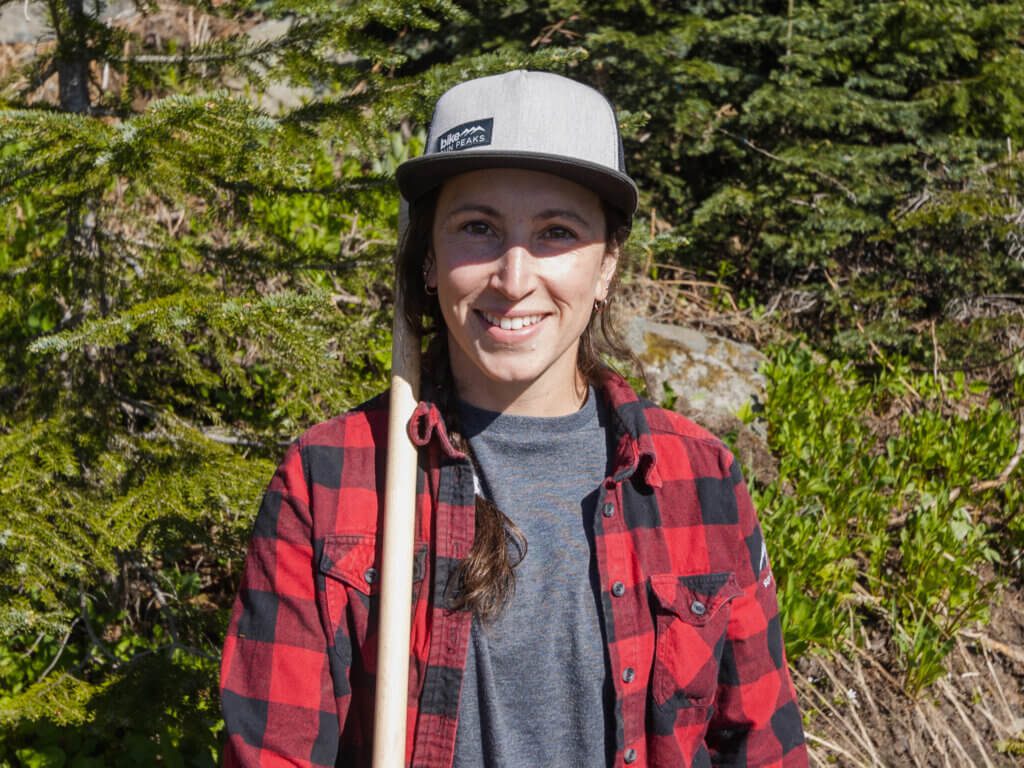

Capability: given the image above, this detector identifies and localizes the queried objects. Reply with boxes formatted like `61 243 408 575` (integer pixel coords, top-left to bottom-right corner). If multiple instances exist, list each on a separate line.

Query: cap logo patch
436 118 493 153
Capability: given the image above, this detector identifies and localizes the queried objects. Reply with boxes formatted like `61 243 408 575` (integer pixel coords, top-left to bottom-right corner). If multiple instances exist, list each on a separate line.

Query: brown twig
961 628 1024 666
953 640 1011 742
856 320 922 400
803 732 874 768
791 663 875 766
977 641 1015 726
36 618 80 682
947 413 1024 507
937 676 997 768
970 415 1024 494
921 696 976 767
716 127 859 203
821 655 885 766
914 705 953 768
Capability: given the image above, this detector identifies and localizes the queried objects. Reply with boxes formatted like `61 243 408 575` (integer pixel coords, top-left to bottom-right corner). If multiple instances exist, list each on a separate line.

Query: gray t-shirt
453 390 612 768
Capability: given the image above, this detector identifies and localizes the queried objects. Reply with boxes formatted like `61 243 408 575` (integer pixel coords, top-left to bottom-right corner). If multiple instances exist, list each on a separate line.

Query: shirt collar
408 398 464 459
597 370 662 490
405 369 661 489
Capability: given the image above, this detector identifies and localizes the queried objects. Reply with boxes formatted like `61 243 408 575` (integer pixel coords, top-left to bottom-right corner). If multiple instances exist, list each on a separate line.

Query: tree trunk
56 0 91 114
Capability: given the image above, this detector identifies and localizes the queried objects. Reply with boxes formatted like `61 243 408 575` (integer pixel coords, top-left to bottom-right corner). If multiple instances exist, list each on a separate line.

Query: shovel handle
372 282 421 768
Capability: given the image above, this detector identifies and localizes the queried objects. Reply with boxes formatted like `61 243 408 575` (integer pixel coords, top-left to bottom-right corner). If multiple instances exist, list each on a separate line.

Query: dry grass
798 587 1024 767
1 3 253 109
617 267 784 347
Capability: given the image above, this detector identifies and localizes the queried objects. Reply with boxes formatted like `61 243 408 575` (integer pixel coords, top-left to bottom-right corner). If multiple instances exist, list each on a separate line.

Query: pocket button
364 568 378 585
690 599 706 616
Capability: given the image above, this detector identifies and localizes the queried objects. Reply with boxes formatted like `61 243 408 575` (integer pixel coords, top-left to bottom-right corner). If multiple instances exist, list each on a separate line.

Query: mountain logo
436 118 494 152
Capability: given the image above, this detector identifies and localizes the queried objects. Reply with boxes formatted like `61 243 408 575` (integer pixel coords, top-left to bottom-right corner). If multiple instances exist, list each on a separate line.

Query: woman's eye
543 225 576 240
461 220 492 236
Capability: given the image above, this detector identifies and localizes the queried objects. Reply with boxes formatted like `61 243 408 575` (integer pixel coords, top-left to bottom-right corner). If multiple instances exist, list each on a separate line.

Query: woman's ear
596 249 619 301
423 247 437 291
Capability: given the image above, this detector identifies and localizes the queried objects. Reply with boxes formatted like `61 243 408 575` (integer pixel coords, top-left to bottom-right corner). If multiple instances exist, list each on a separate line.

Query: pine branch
716 126 859 203
16 58 59 101
119 398 270 448
109 35 289 66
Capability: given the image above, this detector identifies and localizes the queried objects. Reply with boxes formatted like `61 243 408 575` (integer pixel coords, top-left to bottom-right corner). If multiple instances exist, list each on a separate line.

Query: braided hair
396 187 633 621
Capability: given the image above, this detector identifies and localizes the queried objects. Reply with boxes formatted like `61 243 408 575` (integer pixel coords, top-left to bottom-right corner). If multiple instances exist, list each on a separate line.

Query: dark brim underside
396 150 639 220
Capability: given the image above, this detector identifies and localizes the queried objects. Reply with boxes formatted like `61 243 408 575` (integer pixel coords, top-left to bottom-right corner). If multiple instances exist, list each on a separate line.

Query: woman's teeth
483 312 543 330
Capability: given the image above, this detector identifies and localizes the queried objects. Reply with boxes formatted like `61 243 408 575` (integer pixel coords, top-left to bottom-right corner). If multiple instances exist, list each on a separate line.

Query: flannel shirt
220 371 807 767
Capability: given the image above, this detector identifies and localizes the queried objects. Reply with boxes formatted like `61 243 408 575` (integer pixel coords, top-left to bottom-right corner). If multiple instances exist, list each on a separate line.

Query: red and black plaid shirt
220 372 807 767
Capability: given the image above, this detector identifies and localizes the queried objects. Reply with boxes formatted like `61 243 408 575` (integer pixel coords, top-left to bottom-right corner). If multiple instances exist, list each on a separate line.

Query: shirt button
624 748 638 763
691 600 706 616
364 568 378 584
622 667 635 683
602 502 615 518
611 581 626 597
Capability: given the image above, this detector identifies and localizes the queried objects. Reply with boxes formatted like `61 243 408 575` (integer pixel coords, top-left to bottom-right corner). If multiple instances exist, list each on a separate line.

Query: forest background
1 0 1023 765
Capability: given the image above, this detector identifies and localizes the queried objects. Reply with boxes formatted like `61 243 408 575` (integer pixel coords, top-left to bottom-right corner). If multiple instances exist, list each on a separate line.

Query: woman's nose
492 245 534 299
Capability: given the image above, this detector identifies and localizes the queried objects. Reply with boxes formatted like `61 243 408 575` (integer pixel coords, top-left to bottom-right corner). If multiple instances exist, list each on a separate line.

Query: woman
221 70 807 768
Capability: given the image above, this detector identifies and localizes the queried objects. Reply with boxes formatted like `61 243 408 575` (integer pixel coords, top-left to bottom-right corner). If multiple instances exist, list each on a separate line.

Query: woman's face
427 168 616 416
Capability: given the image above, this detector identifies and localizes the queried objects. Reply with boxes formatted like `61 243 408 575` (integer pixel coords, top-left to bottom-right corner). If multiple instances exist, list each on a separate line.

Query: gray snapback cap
396 70 638 217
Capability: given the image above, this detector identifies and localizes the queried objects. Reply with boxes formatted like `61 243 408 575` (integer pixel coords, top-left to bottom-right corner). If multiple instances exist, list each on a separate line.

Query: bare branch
79 591 119 665
37 617 80 682
970 416 1024 494
717 126 859 204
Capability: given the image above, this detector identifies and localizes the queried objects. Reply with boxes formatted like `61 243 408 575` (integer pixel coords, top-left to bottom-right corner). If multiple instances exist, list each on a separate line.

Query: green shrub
756 345 1019 692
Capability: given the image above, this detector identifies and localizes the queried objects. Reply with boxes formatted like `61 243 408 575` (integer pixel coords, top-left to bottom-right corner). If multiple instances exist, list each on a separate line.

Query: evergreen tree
2 0 1022 762
0 1 569 760
398 0 1024 368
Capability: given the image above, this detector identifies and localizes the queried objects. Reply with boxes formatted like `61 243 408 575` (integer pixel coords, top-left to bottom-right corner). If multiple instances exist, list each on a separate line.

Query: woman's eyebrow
443 203 501 218
441 204 594 228
534 208 592 227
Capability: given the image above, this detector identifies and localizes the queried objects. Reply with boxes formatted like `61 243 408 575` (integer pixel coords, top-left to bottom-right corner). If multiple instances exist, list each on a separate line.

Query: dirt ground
798 585 1024 767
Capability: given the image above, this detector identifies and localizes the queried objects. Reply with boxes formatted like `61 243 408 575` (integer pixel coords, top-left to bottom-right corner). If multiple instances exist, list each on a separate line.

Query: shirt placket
594 470 645 766
410 457 475 768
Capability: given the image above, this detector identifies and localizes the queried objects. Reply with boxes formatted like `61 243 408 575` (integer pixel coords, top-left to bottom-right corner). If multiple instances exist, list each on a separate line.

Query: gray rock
626 316 767 422
1 2 52 42
624 315 776 484
0 1 137 43
0 5 317 115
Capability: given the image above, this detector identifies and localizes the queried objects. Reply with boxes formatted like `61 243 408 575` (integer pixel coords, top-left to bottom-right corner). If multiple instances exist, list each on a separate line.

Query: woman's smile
479 311 547 332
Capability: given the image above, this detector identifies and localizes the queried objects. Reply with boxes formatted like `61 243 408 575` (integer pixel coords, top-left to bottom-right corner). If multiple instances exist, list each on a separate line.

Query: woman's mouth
481 311 545 331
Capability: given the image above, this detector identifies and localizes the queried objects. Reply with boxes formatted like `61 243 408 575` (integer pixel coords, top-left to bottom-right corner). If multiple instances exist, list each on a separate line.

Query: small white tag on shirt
760 541 773 588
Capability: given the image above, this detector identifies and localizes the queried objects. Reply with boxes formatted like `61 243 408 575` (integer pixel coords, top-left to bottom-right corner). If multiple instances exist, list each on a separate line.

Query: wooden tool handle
372 280 421 768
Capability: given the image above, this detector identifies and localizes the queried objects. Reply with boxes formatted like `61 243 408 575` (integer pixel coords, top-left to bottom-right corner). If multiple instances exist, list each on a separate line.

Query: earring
422 255 436 296
593 298 607 313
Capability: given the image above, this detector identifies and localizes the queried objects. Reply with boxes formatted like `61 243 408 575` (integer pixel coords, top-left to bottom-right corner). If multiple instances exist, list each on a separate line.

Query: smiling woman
220 70 808 768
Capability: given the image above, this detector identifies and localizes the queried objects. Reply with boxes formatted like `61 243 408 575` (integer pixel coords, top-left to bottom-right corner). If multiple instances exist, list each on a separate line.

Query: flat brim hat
396 70 638 219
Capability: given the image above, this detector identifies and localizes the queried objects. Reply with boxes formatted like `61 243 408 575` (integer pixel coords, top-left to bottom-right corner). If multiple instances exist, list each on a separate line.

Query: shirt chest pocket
649 571 742 710
319 534 428 670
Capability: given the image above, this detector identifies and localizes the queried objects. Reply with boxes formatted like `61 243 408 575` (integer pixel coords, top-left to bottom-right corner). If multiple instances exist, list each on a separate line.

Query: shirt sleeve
706 457 808 767
220 441 344 767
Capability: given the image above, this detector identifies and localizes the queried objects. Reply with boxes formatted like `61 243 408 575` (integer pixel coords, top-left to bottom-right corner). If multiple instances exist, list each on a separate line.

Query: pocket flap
650 571 742 625
319 534 426 595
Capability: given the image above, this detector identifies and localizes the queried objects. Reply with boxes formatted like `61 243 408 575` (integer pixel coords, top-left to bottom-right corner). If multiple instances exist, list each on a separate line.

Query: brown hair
397 186 633 621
